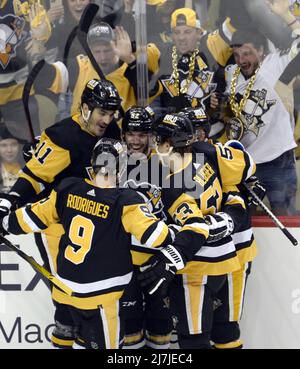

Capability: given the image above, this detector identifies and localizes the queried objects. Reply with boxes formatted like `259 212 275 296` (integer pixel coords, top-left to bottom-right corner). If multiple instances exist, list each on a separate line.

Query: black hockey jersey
160 142 255 275
231 184 257 264
10 114 118 206
5 176 171 309
120 150 166 265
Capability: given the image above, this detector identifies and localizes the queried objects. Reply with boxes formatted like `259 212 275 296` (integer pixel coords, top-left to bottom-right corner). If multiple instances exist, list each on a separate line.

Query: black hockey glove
138 245 186 296
0 193 19 220
22 136 40 162
204 212 234 243
245 176 266 209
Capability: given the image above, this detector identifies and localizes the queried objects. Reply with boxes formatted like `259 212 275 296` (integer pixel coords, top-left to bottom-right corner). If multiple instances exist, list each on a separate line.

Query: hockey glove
204 212 234 243
245 176 266 209
138 245 186 296
23 136 40 162
0 193 19 220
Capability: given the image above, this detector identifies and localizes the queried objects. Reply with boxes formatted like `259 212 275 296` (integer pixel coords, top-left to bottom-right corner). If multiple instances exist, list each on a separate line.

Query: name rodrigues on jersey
66 194 109 218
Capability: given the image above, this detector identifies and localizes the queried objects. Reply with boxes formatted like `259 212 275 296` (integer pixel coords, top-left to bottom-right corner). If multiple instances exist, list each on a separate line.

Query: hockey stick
243 183 298 246
0 235 73 295
77 3 106 80
22 59 45 143
63 25 79 68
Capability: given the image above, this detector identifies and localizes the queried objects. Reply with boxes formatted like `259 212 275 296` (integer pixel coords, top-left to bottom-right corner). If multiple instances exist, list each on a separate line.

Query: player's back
55 177 135 285
49 177 142 309
160 142 251 275
120 151 166 266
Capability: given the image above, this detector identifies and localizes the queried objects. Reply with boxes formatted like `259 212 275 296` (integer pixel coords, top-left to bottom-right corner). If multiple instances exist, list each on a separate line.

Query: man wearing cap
150 7 236 128
69 21 161 116
35 21 160 115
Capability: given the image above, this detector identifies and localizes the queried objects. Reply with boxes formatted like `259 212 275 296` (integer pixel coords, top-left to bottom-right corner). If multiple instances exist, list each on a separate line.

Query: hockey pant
169 273 226 349
211 262 252 349
122 266 173 349
68 300 123 349
35 227 77 349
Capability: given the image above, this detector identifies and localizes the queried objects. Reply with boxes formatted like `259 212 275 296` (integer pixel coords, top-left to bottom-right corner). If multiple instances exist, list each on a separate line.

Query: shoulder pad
55 177 80 194
45 117 79 149
192 141 217 157
119 188 145 206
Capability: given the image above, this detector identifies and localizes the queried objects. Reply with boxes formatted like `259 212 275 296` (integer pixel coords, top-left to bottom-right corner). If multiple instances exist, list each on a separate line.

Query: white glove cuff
219 212 234 233
161 245 185 271
0 199 12 211
2 215 9 231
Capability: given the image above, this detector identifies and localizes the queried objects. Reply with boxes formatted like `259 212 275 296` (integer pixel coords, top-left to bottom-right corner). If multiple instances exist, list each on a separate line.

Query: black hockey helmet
122 106 154 133
81 79 122 112
152 113 194 148
179 107 211 137
91 138 127 175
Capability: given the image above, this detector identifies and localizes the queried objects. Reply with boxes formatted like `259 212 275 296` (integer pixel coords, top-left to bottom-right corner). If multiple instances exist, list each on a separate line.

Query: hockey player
0 78 122 348
139 112 256 348
120 106 173 349
179 107 262 349
0 138 173 349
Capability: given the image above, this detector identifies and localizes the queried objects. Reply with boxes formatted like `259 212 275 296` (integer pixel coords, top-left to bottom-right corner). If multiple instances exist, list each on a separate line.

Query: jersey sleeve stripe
232 228 253 244
225 194 246 209
21 167 48 186
56 271 133 294
25 206 49 230
20 207 45 232
141 220 169 248
49 61 69 94
3 213 24 235
18 171 46 194
195 240 236 258
181 222 210 237
221 17 235 42
242 152 256 182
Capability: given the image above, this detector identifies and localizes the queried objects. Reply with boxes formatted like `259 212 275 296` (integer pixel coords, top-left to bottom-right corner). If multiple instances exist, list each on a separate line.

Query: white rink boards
0 222 299 349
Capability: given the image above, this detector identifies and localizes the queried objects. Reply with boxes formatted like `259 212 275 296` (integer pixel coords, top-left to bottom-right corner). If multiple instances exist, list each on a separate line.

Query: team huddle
0 79 259 349
1 0 298 350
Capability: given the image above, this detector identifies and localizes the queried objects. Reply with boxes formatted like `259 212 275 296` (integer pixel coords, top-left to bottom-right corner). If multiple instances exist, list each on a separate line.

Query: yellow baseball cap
171 8 201 29
147 0 167 5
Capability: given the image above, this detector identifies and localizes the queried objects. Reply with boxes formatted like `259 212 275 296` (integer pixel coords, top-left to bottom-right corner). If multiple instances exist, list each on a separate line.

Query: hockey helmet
81 79 122 112
122 106 154 133
179 107 210 137
92 138 127 175
152 113 194 148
